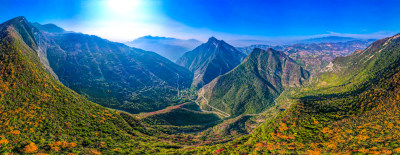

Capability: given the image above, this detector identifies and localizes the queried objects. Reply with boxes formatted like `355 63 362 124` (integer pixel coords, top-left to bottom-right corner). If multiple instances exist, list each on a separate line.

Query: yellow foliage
100 141 106 148
322 127 331 134
327 143 337 149
388 122 394 129
279 122 288 132
394 147 400 153
381 150 392 154
0 139 8 144
113 148 121 152
51 146 61 152
90 149 102 155
9 130 20 134
255 143 265 148
22 142 38 153
307 149 322 155
54 141 62 146
69 142 77 148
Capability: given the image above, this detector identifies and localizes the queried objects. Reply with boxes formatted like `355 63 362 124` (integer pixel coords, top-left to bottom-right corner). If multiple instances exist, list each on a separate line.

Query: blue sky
1 0 399 42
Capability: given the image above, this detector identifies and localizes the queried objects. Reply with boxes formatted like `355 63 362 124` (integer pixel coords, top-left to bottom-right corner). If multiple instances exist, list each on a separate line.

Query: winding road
196 93 231 117
196 91 284 118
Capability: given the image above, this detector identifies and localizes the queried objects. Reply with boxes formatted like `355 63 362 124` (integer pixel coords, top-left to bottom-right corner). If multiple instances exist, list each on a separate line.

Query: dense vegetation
2 16 400 154
32 22 193 114
185 33 400 154
0 16 205 155
198 48 309 117
176 37 246 88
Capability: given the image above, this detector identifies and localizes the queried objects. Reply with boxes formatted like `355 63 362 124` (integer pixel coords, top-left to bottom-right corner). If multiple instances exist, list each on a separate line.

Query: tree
21 142 38 153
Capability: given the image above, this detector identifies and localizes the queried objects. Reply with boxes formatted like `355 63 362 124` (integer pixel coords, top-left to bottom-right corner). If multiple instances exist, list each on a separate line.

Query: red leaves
214 148 224 154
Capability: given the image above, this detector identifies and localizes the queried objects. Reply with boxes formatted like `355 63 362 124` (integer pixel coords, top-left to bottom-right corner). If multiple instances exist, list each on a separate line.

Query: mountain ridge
176 37 246 88
31 22 194 114
197 48 309 117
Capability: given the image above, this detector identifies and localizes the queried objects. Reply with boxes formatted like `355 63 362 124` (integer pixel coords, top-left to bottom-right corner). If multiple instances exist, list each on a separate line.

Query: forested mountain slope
176 37 246 88
188 33 400 154
197 48 309 117
0 16 186 154
31 22 193 114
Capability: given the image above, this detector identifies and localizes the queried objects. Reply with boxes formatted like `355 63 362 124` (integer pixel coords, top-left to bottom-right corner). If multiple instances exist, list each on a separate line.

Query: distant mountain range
124 36 201 61
299 36 359 44
176 37 246 88
237 39 376 74
229 36 375 47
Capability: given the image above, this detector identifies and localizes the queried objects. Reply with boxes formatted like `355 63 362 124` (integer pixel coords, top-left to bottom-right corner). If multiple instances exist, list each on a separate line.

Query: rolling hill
176 37 246 88
190 33 400 154
197 48 310 117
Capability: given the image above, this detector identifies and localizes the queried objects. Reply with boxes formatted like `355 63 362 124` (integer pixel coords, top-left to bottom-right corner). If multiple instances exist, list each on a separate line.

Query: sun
106 0 141 15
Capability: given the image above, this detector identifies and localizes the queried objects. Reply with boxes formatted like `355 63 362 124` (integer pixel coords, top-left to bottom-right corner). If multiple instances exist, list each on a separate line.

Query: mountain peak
0 16 37 49
30 22 65 33
207 36 220 43
11 16 27 22
2 16 29 26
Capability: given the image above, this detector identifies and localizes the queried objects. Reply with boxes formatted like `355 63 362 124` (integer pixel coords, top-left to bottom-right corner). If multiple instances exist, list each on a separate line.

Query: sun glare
106 0 141 14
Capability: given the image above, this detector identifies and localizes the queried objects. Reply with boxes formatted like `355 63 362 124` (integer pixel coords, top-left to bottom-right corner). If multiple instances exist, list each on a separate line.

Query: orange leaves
306 149 321 155
355 134 370 141
99 141 106 148
279 122 288 132
394 147 400 153
21 142 38 153
0 138 8 144
388 122 394 129
326 143 337 150
51 146 61 152
68 142 77 148
48 140 77 152
8 130 20 135
381 150 393 154
255 142 265 151
90 149 102 155
266 142 281 151
321 127 332 134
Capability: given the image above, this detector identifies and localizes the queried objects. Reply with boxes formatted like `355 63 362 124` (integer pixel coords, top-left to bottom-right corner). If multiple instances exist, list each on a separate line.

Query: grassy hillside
197 48 309 117
187 33 400 154
0 16 195 155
